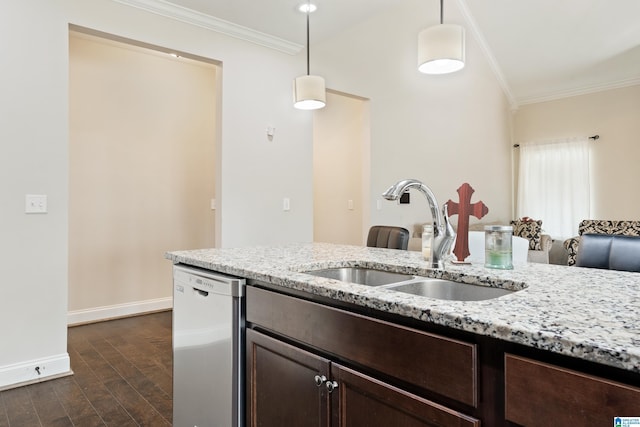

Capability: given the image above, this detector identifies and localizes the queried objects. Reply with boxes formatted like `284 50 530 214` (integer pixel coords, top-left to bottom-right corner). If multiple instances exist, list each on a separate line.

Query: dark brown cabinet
247 328 479 427
245 286 478 406
246 286 480 427
247 328 329 427
505 354 640 426
245 284 640 426
330 363 479 427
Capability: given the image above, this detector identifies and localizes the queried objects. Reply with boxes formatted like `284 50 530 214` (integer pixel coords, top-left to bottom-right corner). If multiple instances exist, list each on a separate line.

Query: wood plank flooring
0 311 173 426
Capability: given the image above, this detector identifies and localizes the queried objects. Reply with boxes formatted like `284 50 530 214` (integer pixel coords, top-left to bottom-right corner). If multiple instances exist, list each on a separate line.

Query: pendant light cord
440 0 444 24
306 11 310 75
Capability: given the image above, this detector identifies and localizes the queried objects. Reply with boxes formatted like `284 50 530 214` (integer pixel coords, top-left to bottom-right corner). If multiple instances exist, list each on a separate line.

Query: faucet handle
441 203 452 229
442 202 450 218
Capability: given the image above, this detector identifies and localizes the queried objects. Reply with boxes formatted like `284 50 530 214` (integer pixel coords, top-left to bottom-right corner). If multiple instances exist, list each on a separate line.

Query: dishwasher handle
193 287 209 297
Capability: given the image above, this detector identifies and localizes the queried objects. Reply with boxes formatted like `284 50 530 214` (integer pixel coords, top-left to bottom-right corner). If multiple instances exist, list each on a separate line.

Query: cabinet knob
325 380 339 393
314 375 327 387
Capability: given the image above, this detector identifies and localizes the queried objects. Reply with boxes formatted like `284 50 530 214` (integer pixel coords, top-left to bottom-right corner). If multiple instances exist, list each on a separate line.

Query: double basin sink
304 267 518 301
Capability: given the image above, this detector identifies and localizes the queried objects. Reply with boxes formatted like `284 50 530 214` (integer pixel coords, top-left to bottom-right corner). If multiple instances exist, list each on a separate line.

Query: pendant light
293 2 326 110
418 0 465 75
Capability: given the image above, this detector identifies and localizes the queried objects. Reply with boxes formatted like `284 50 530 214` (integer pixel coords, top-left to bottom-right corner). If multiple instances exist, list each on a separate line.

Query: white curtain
517 137 590 239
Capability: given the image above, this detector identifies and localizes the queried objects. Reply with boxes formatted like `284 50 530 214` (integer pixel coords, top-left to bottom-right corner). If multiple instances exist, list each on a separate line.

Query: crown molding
457 0 518 111
517 77 640 106
110 0 303 55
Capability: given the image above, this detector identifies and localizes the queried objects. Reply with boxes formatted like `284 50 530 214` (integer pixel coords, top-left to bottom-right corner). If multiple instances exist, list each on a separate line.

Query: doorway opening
313 90 371 246
68 25 221 324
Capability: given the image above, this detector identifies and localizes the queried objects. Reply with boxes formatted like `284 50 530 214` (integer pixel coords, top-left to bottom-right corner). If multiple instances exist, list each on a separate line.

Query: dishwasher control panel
173 265 245 297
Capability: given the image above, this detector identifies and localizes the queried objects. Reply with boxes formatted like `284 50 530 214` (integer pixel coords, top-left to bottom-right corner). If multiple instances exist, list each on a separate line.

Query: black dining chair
366 226 410 250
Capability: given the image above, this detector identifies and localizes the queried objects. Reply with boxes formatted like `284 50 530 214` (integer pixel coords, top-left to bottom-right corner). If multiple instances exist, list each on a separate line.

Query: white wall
313 0 513 236
0 0 71 388
514 85 640 220
0 0 312 388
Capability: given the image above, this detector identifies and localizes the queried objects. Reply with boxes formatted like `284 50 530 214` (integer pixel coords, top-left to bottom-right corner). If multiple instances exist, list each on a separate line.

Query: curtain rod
513 135 599 148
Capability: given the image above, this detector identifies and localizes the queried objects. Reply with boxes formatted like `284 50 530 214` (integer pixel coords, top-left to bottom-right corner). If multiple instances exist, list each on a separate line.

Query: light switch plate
25 194 47 213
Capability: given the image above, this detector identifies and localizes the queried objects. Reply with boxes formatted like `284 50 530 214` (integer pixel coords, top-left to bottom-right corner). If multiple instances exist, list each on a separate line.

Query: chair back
367 226 410 250
576 234 640 272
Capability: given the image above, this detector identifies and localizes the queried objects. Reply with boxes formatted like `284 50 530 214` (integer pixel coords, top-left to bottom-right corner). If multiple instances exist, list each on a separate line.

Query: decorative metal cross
445 183 489 262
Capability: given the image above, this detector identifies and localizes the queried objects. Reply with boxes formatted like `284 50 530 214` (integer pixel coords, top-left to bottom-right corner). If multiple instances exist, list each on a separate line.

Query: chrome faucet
382 179 456 269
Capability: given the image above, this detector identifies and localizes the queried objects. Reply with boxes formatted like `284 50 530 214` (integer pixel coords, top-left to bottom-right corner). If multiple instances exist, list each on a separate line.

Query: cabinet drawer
247 286 477 407
505 354 640 426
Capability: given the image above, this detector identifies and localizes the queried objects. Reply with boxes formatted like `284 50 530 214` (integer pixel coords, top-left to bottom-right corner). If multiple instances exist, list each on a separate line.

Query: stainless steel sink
302 267 520 301
384 279 516 301
304 267 413 286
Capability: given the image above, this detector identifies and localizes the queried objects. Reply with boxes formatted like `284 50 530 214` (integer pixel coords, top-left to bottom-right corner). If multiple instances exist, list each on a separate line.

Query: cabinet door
247 329 330 427
505 354 640 426
331 363 480 427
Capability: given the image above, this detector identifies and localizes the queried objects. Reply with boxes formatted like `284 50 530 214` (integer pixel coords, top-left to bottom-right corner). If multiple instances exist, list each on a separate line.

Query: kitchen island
167 242 640 425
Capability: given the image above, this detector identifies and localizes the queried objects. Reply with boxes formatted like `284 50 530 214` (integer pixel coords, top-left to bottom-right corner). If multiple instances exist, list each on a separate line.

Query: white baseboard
67 297 173 326
0 353 71 391
1 298 172 390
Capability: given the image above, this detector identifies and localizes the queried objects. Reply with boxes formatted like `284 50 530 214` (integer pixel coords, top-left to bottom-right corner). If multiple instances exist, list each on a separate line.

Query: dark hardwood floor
0 311 173 427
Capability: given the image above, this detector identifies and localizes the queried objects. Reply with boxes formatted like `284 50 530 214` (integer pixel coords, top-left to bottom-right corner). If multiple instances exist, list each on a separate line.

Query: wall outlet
25 194 47 213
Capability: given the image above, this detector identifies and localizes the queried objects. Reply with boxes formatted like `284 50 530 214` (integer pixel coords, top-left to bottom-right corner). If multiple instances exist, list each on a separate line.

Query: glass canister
422 224 434 264
484 225 513 270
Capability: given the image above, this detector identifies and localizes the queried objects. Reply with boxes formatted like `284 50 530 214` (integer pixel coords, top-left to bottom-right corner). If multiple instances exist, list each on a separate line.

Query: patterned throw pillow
579 220 640 237
511 219 542 250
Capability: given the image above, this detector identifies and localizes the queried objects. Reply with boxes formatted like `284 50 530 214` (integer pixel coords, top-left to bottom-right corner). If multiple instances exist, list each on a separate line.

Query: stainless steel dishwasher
172 264 245 427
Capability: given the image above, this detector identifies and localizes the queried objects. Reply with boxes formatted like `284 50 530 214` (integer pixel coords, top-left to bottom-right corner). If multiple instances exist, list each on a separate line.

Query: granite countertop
166 242 640 373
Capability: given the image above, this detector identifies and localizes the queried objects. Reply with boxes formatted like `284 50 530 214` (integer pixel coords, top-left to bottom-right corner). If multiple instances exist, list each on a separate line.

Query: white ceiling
463 0 640 104
123 0 640 106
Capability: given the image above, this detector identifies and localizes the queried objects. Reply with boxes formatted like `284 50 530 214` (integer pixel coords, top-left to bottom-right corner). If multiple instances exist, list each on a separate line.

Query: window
517 137 590 239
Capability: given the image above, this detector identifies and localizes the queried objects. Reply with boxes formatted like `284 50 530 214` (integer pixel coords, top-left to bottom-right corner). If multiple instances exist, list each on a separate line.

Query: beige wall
69 33 217 316
513 84 640 220
313 92 369 245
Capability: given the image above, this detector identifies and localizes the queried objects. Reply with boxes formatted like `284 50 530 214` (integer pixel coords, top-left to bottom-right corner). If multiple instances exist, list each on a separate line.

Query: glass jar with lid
484 225 513 269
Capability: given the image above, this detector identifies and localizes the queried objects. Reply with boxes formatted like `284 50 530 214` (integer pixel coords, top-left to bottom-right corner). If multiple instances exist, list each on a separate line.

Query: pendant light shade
418 0 465 75
293 3 325 110
293 75 326 110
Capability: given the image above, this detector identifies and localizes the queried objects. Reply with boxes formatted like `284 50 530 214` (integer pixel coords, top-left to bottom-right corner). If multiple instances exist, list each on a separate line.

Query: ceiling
123 0 640 106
